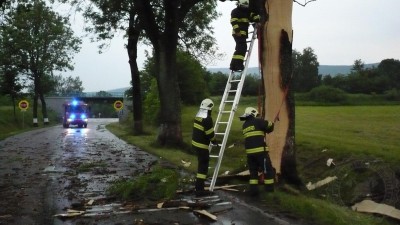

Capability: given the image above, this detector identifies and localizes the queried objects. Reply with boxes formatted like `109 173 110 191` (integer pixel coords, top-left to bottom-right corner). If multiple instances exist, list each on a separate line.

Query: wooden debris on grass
352 199 400 220
306 176 338 190
181 159 191 167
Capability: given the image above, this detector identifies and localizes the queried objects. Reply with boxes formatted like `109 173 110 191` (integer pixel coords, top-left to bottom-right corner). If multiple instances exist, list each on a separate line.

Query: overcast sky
64 0 400 92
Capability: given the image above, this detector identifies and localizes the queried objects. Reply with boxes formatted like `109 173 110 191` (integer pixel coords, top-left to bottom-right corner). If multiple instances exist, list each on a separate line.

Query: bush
384 88 400 101
307 86 347 103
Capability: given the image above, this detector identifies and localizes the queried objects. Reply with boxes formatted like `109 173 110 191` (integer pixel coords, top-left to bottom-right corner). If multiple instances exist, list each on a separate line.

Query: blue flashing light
69 114 76 119
72 100 78 106
80 114 87 119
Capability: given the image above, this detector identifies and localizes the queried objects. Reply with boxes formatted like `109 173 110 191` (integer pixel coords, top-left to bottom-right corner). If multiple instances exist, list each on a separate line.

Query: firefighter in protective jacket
239 107 275 196
192 98 217 196
230 0 260 71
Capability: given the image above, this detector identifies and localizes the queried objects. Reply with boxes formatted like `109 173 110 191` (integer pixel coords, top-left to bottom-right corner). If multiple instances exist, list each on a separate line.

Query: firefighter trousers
247 151 275 195
195 147 210 191
230 36 247 71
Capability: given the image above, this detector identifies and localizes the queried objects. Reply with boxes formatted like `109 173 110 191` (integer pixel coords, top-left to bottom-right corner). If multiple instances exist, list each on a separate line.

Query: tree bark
262 0 301 186
135 0 183 146
156 1 182 146
127 11 143 135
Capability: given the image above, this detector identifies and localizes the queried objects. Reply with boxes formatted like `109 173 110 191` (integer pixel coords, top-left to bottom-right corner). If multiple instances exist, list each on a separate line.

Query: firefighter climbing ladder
208 27 258 191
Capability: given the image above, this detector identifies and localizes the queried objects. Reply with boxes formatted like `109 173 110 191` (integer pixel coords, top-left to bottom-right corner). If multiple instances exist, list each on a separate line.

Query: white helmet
239 107 258 120
200 98 214 110
238 0 249 7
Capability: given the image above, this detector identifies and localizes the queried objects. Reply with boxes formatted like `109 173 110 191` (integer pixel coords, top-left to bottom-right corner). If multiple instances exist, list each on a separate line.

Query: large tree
1 0 80 126
292 47 320 92
134 0 219 146
51 75 84 96
261 0 315 186
61 0 219 143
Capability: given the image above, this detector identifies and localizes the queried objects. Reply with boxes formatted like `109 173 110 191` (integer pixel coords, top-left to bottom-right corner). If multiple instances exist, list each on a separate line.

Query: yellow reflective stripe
246 147 265 154
231 18 250 23
243 130 264 138
249 179 258 184
194 123 204 131
252 15 260 20
192 140 209 150
232 55 245 60
264 179 274 185
196 173 207 179
237 18 249 23
205 128 214 135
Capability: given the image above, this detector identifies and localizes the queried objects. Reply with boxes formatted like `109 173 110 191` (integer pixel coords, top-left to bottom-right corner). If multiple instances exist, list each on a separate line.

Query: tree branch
292 0 317 7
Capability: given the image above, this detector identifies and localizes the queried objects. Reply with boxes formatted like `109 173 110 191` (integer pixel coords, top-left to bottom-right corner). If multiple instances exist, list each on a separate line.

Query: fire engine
62 100 89 128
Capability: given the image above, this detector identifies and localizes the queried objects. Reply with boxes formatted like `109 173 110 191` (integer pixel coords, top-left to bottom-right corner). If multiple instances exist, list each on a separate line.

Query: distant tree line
138 46 399 118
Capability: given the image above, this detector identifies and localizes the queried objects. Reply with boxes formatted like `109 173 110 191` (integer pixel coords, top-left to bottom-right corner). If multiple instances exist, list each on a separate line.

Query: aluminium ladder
208 26 258 191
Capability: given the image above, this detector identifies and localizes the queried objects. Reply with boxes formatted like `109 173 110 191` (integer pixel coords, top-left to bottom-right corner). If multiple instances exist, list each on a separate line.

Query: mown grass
296 106 400 164
0 97 60 140
107 98 400 225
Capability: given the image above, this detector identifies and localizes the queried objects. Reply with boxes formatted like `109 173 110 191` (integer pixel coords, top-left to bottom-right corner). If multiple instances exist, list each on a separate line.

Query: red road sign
18 100 29 111
113 100 124 111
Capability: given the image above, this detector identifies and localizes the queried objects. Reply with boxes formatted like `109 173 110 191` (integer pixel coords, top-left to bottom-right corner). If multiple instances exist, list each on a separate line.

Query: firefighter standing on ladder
192 99 217 197
230 0 260 71
239 107 275 196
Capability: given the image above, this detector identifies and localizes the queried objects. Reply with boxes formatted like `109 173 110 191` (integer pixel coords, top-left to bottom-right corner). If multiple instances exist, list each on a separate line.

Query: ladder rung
218 122 228 124
224 100 234 103
228 90 237 93
215 132 226 135
221 111 231 113
210 155 219 158
230 79 241 82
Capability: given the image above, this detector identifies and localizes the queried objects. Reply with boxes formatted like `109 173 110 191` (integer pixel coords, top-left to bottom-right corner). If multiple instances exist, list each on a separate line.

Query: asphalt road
0 119 302 225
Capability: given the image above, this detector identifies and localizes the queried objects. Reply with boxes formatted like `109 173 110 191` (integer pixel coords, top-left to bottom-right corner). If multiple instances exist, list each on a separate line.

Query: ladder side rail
209 70 236 153
209 28 258 191
209 108 236 190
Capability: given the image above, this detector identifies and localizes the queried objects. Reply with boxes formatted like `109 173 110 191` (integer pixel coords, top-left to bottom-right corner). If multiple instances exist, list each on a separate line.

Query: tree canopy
0 0 81 125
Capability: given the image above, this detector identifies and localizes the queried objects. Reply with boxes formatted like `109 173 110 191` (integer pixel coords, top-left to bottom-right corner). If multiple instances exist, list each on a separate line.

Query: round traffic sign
113 100 124 111
18 100 29 111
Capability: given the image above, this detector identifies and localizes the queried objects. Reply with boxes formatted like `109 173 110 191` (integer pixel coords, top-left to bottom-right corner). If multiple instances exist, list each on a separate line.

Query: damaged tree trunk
262 0 301 186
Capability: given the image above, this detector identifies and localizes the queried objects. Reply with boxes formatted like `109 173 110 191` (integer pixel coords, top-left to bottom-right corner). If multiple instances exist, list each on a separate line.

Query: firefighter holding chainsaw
239 107 275 196
192 98 217 196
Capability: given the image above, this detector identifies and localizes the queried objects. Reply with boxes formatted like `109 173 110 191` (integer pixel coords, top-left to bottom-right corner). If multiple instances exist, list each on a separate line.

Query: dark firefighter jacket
242 117 274 154
192 116 216 150
231 6 260 37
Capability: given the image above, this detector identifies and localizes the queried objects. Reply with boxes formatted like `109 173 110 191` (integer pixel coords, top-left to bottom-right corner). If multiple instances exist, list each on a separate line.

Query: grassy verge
0 97 60 140
106 100 400 225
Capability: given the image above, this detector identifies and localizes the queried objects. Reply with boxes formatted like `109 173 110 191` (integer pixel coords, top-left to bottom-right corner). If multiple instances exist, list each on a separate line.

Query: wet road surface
0 119 301 225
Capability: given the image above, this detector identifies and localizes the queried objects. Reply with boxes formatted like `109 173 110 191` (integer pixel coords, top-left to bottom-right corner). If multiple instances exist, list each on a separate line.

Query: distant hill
208 63 379 76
